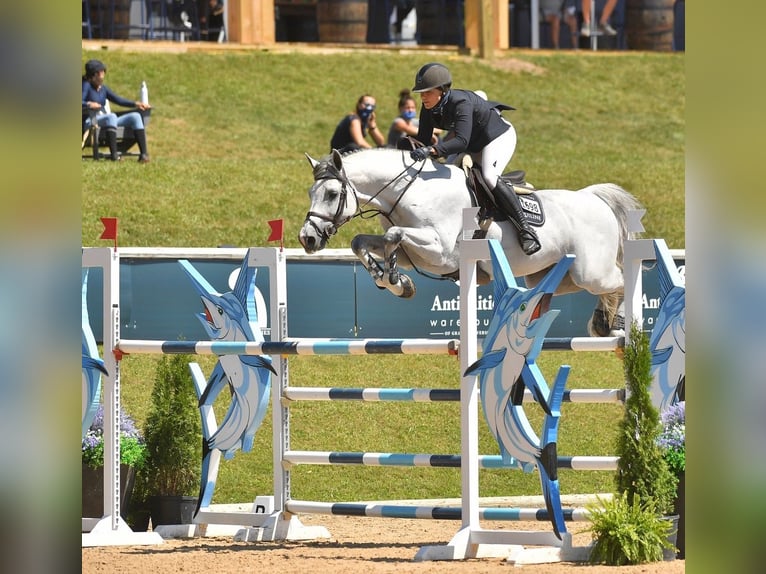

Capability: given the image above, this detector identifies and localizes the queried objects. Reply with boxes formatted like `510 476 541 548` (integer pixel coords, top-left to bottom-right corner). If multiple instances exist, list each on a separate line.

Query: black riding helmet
85 59 107 78
412 63 452 93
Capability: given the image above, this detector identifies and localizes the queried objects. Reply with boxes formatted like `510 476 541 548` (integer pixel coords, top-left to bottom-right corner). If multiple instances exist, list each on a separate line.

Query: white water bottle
139 81 149 105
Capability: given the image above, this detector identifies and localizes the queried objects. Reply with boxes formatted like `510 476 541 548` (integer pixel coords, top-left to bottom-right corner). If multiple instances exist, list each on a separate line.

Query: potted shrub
658 400 686 558
140 353 201 527
587 322 678 564
81 403 147 523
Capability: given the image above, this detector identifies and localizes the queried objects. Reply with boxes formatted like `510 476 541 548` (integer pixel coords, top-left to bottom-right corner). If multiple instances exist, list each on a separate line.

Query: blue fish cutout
82 268 106 437
179 252 276 515
464 240 573 538
649 239 686 412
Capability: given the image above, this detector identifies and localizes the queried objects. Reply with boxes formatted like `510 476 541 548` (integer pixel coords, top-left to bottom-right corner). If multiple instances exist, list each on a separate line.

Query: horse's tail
586 184 644 335
587 183 644 273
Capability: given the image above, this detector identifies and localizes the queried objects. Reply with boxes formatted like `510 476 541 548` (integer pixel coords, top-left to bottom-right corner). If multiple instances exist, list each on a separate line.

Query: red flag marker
100 217 118 251
268 219 284 251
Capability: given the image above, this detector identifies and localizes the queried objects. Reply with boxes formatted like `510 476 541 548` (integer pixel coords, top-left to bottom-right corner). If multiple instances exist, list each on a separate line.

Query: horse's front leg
351 232 415 298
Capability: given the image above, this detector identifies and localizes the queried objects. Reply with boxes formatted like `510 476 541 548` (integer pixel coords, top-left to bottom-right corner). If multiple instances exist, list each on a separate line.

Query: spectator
330 94 385 154
391 0 415 43
581 0 617 37
200 0 225 42
81 59 151 163
388 89 438 148
541 0 578 49
407 63 540 255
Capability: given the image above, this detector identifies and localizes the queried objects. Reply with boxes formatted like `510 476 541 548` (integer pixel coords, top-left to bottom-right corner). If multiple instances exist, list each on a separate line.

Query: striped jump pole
285 500 592 523
116 336 621 356
282 451 619 471
116 338 458 356
283 387 625 404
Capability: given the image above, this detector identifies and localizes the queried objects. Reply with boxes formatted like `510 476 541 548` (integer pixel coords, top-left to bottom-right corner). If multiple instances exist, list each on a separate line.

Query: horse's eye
327 190 338 200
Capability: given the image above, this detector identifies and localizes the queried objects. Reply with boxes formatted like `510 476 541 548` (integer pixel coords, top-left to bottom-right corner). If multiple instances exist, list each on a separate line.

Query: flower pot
127 501 151 532
673 471 685 558
149 495 198 526
662 514 680 561
81 463 136 520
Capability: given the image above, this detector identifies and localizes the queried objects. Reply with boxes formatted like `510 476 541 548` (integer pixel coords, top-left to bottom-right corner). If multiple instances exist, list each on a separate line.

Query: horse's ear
305 153 319 170
331 149 343 171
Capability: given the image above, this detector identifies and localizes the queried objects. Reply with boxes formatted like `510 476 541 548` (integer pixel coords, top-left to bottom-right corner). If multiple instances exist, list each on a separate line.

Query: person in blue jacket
408 62 540 255
82 59 151 162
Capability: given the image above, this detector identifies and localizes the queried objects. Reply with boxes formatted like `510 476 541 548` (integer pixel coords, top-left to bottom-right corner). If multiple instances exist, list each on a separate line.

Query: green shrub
615 322 677 516
141 354 201 496
587 492 674 565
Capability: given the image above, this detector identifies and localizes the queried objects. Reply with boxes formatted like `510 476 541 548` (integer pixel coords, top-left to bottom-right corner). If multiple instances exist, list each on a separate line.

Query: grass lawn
82 44 684 503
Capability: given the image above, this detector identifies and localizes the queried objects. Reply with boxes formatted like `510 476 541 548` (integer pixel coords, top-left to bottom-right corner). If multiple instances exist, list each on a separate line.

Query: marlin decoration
649 239 686 412
82 268 106 438
465 240 573 539
179 252 276 514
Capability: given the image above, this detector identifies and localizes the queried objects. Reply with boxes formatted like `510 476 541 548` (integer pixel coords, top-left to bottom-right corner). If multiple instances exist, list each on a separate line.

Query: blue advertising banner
84 250 685 343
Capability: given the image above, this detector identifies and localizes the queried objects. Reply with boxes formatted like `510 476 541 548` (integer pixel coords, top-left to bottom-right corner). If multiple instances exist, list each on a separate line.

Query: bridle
302 164 360 244
302 157 424 244
302 153 455 283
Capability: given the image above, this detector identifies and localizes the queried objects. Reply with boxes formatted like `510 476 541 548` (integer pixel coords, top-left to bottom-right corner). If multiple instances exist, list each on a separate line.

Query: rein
303 157 425 241
304 155 456 283
357 160 425 222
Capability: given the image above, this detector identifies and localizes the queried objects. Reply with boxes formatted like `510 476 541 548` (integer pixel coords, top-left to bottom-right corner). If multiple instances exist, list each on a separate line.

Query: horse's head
299 149 359 253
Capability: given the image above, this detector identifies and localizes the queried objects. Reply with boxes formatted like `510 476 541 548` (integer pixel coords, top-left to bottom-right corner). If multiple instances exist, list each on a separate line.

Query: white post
234 248 330 542
248 248 289 515
81 248 162 546
416 209 568 561
623 209 653 343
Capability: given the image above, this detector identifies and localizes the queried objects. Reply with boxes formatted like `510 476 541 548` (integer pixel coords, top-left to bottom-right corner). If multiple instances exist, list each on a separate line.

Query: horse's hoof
587 310 611 337
397 275 416 299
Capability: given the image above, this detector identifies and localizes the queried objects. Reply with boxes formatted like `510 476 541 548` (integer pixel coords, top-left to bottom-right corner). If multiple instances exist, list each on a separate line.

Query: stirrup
519 230 541 256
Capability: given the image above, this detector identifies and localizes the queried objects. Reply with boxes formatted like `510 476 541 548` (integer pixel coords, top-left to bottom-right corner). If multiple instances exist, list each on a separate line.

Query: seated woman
330 94 385 154
82 59 151 163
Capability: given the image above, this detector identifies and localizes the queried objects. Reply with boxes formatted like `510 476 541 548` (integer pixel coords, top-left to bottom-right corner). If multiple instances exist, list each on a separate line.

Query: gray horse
299 148 642 336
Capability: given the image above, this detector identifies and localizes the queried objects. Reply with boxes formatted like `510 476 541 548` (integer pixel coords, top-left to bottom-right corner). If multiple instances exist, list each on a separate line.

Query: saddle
397 137 545 228
456 154 545 227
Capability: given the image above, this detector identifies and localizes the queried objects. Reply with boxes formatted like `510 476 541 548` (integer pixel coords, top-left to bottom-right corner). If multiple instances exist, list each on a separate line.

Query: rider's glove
410 146 433 162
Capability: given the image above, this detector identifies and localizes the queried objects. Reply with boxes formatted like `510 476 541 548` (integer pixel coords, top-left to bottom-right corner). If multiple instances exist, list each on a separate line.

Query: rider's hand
410 146 433 162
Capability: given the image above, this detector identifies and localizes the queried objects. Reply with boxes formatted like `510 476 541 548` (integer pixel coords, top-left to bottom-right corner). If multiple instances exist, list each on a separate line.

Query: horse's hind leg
587 293 624 338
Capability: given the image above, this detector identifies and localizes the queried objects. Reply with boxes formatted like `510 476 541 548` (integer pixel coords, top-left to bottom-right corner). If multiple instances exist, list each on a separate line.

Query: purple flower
657 401 685 475
82 404 146 468
88 404 142 439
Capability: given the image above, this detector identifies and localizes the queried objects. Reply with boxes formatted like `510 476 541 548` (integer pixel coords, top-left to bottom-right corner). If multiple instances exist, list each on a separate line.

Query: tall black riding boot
91 125 101 160
490 179 541 255
105 127 120 161
134 129 150 163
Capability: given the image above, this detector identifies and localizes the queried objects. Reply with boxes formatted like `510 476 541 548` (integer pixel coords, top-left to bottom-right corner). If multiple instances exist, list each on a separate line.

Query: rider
407 62 541 256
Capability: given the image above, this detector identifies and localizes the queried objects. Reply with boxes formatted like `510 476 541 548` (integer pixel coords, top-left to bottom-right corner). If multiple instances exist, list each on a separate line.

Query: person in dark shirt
200 0 225 42
330 94 385 154
408 63 540 255
81 59 151 162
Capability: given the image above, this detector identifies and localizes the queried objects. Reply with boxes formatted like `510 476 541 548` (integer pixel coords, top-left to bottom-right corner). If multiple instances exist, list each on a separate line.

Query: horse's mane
316 148 401 179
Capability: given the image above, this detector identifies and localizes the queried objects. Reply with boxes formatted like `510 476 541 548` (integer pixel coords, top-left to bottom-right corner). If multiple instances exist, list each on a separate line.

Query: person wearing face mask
408 62 541 256
330 94 386 154
386 89 442 148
